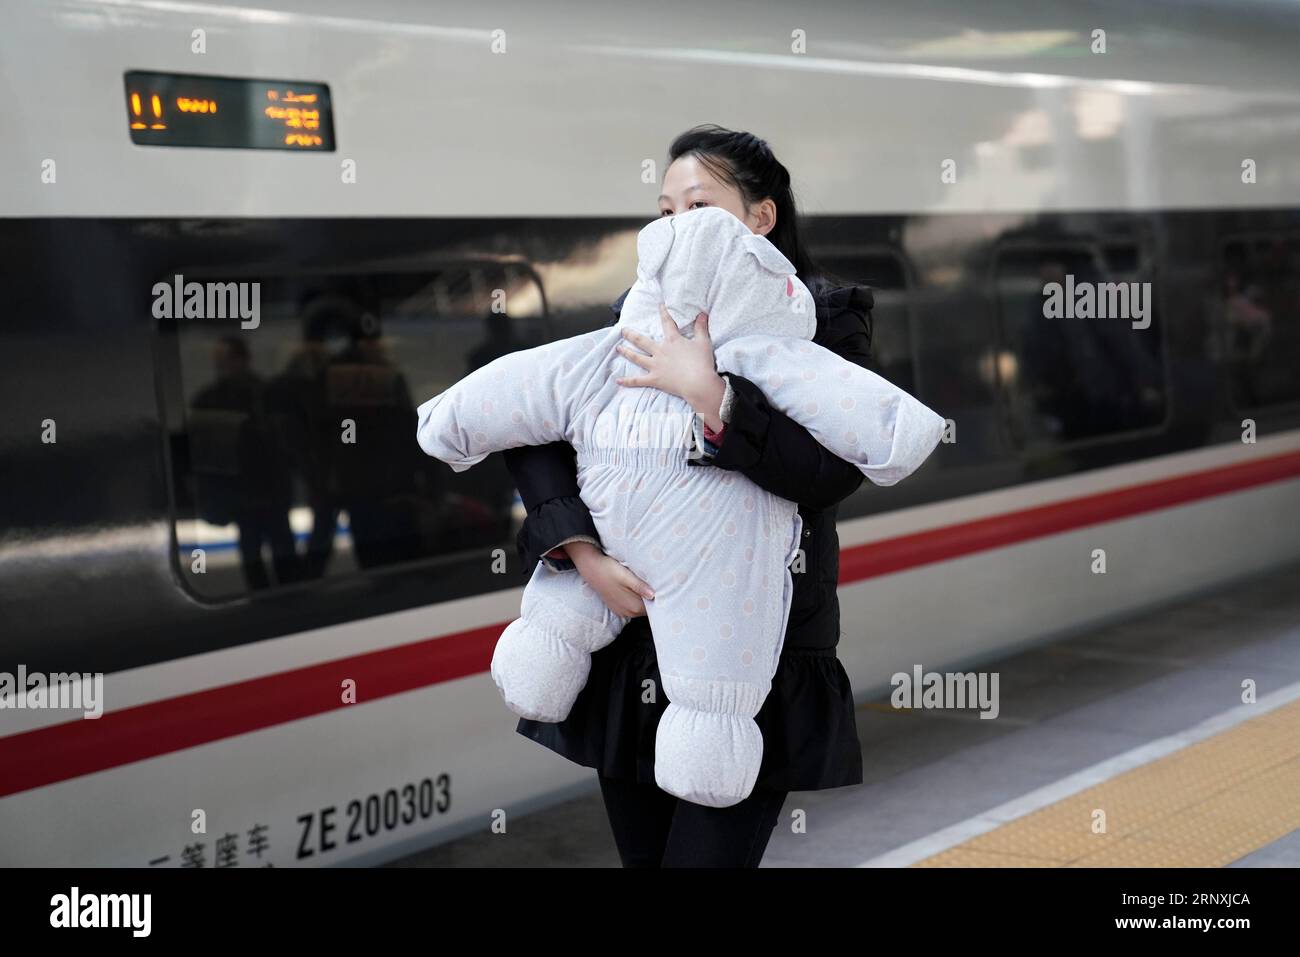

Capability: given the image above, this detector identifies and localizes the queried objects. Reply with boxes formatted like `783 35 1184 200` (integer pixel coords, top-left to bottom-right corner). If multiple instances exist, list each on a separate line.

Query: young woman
502 124 874 867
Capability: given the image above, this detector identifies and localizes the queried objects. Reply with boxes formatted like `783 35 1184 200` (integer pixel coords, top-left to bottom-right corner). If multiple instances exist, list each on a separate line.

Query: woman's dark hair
666 123 854 292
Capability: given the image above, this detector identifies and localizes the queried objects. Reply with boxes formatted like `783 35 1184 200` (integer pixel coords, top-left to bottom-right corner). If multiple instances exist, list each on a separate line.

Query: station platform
390 559 1300 868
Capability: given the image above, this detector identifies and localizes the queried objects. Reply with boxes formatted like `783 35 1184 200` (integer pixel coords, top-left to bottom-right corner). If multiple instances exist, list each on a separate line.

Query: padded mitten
491 561 627 722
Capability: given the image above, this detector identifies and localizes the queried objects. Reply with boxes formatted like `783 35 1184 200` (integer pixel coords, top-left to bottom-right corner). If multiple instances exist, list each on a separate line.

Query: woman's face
656 153 776 238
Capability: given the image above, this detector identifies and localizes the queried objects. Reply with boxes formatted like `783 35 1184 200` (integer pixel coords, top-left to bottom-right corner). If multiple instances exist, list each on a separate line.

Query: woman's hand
616 304 727 431
566 540 654 619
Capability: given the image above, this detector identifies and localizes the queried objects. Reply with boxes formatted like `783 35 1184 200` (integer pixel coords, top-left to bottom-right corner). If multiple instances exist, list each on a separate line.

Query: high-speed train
3 0 1300 867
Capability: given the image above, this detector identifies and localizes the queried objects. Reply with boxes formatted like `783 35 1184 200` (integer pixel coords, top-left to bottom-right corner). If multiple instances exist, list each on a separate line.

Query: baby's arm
713 335 946 486
704 306 872 511
416 330 606 471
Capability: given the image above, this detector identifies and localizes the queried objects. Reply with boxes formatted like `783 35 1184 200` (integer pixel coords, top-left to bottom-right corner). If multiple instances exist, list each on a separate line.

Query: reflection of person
266 296 344 580
1224 271 1272 359
191 336 299 590
1222 270 1274 408
1022 258 1162 440
501 125 880 867
325 307 425 569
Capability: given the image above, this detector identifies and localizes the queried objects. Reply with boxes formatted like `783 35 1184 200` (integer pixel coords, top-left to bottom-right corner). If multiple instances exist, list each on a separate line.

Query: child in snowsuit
416 205 946 807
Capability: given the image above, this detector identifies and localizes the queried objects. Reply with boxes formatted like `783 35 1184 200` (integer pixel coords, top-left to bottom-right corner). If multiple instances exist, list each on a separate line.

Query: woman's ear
740 231 797 277
636 215 675 281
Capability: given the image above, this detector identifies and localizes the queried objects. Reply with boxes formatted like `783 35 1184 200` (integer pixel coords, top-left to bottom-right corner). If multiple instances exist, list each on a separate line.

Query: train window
813 249 915 392
993 243 1166 447
1220 236 1300 409
167 261 547 599
1101 241 1141 276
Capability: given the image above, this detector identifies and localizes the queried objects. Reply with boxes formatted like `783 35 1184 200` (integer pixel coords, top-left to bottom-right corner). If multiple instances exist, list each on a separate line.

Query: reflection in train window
1101 241 1141 277
814 250 914 392
170 261 547 598
993 244 1166 447
1220 236 1300 409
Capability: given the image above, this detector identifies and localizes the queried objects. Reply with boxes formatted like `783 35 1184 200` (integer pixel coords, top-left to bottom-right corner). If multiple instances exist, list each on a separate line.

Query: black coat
503 277 875 792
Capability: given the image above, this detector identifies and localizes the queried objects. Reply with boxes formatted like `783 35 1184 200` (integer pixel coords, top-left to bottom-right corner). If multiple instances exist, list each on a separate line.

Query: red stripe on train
0 626 501 798
3 448 1299 797
840 448 1300 580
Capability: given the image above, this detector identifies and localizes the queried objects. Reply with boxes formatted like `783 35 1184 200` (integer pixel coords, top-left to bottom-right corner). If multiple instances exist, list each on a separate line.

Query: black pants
597 772 788 868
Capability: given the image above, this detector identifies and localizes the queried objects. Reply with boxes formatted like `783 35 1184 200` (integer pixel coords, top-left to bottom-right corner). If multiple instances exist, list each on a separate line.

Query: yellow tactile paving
918 848 1065 868
913 698 1300 867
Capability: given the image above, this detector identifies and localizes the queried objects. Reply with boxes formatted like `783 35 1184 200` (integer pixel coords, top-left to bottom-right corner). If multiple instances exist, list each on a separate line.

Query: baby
416 205 946 807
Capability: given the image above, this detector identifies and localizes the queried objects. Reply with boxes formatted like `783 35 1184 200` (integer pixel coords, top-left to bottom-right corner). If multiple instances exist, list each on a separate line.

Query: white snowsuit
416 205 946 807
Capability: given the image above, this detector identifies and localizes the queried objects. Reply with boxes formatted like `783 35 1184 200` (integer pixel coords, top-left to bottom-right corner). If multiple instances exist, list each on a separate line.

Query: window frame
154 254 550 605
988 236 1173 454
810 243 921 393
1218 230 1300 417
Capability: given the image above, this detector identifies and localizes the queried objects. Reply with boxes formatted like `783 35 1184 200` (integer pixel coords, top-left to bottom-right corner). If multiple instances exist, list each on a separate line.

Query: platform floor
390 559 1300 868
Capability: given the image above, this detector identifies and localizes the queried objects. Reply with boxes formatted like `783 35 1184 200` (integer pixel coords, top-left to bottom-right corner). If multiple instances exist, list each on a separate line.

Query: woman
502 124 874 867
